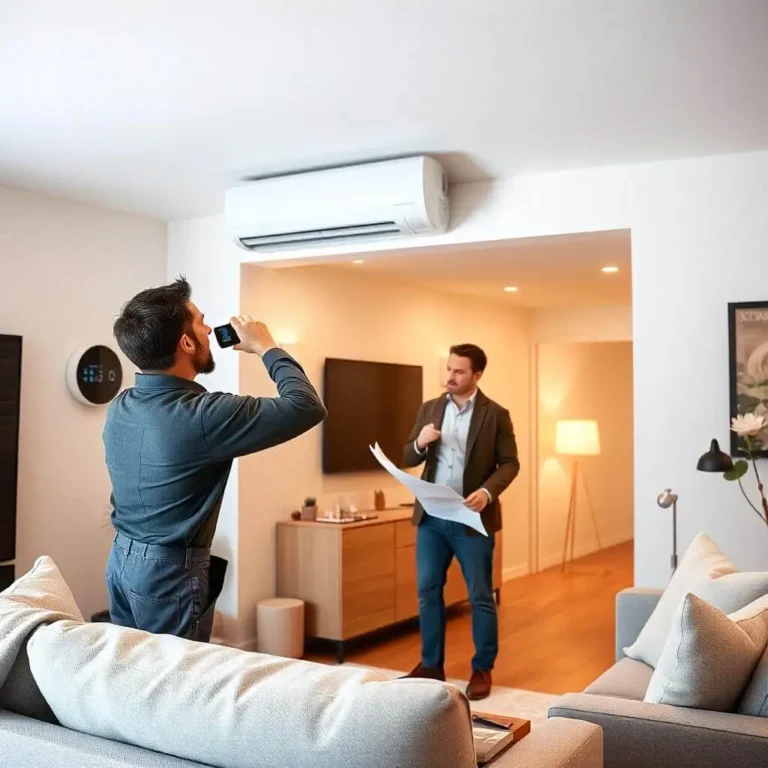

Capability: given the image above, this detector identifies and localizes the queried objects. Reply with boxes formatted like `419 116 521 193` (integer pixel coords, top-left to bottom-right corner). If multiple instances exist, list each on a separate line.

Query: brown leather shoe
400 663 446 682
466 670 492 700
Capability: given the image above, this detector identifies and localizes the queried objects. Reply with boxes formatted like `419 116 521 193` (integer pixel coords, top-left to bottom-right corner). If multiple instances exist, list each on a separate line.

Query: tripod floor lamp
556 419 603 570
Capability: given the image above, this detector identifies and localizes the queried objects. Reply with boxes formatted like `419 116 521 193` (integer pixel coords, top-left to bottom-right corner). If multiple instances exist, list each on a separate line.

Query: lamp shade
696 439 734 473
555 420 601 456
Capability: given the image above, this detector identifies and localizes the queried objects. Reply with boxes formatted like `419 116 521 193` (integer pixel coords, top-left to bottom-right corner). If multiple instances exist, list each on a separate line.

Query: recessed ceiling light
601 266 619 274
352 259 365 265
503 286 518 293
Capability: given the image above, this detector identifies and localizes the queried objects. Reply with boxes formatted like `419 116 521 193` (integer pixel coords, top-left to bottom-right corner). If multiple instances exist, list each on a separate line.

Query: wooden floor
307 541 633 694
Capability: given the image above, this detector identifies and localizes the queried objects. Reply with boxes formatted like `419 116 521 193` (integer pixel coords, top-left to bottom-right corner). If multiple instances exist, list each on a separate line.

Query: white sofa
0 557 602 768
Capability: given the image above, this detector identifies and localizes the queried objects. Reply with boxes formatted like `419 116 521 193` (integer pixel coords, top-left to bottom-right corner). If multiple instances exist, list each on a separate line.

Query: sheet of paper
369 443 488 536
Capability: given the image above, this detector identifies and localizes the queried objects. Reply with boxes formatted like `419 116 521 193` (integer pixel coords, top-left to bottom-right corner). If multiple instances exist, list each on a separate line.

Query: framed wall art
728 301 768 458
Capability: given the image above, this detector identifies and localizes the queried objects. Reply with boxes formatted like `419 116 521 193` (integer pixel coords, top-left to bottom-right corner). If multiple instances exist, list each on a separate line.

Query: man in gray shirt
103 277 326 641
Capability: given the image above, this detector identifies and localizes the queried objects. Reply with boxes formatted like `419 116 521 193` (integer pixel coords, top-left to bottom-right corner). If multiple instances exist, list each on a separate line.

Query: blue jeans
106 533 211 641
417 514 498 671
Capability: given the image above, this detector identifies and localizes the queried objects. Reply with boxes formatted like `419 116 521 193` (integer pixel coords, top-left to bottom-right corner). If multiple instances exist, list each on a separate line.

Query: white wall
0 184 166 619
166 217 242 641
169 149 768 639
532 305 633 343
236 264 531 642
537 342 634 569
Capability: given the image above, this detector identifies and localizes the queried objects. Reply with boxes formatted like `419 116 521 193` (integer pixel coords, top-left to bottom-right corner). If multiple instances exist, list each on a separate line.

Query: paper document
369 443 488 536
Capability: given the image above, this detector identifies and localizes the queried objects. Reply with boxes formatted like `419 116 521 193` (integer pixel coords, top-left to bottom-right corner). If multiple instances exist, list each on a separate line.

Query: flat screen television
0 335 22 562
323 358 423 474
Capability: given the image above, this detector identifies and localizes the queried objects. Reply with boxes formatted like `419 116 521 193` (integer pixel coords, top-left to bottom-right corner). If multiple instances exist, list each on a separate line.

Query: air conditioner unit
226 155 450 251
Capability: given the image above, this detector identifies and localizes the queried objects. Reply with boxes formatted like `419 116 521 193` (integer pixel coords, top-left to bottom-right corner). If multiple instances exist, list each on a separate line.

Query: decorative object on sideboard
555 420 603 569
336 494 358 520
301 497 318 521
656 489 679 572
728 301 768 459
699 415 768 531
374 490 386 510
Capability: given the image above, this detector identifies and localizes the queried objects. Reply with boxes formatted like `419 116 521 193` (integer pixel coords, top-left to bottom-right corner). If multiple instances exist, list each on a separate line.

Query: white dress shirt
415 390 492 503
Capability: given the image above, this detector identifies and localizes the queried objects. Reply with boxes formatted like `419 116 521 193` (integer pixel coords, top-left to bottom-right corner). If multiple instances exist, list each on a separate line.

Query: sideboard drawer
342 524 396 581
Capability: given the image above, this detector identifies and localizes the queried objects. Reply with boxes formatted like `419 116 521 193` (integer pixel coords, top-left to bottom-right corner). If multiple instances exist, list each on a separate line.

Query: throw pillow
28 621 477 768
0 556 84 722
624 532 768 668
0 556 84 619
645 592 768 711
738 644 768 716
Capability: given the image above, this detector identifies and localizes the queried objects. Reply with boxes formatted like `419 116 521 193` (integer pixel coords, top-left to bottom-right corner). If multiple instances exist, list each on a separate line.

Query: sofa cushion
0 710 207 768
0 557 83 723
551 692 768 768
644 592 768 711
28 621 476 768
584 658 653 701
738 642 768 716
623 532 768 668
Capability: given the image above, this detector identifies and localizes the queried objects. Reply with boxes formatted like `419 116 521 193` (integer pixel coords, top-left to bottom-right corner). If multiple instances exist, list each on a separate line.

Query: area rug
348 665 558 725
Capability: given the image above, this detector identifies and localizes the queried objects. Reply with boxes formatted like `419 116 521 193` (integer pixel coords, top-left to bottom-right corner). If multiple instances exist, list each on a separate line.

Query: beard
446 379 475 397
193 340 215 375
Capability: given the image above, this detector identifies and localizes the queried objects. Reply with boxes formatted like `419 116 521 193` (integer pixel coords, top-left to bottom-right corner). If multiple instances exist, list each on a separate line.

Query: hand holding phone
217 316 277 357
214 323 240 348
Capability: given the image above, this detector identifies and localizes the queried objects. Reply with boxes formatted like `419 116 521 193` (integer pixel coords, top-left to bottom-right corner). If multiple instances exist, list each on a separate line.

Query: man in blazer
402 344 519 700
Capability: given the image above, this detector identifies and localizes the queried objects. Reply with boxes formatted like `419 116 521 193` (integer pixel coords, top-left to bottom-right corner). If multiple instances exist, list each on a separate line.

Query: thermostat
66 346 123 406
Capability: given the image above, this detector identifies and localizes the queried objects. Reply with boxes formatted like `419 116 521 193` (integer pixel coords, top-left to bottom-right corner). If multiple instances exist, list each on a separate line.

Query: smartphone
214 323 240 348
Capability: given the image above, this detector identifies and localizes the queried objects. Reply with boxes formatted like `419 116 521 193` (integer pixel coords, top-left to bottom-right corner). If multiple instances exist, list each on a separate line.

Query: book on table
472 713 530 766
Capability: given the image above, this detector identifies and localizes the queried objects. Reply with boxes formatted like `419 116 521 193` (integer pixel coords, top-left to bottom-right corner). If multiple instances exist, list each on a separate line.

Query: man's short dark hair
113 277 193 371
449 343 488 373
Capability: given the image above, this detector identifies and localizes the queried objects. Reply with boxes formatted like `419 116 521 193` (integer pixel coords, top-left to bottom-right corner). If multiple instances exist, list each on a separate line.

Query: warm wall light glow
555 420 601 456
601 266 619 274
275 333 299 346
438 356 449 387
503 286 518 293
352 259 365 265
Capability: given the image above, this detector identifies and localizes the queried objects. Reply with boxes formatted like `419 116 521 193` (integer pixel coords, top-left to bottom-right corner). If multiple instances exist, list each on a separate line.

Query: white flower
731 412 768 437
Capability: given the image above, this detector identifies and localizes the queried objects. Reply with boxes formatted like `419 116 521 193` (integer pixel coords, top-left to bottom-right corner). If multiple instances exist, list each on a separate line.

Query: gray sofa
550 587 768 768
0 707 602 768
1 555 603 767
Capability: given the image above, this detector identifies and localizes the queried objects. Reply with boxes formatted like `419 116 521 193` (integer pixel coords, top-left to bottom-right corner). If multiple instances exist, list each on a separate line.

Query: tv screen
0 335 21 562
323 358 423 474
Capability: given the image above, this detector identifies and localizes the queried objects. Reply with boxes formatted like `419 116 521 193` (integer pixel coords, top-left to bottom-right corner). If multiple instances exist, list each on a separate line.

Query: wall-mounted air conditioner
225 155 450 251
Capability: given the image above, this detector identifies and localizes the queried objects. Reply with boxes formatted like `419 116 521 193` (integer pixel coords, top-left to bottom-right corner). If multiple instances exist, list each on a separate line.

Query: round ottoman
256 597 305 658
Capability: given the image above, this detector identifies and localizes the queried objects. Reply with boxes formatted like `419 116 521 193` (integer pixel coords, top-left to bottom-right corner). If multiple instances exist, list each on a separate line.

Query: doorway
535 341 634 572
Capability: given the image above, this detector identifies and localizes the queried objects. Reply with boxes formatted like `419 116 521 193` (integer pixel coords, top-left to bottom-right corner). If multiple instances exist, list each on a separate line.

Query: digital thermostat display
66 346 123 406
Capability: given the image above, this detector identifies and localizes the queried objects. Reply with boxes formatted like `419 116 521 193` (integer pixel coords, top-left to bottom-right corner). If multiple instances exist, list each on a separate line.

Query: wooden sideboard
276 508 502 662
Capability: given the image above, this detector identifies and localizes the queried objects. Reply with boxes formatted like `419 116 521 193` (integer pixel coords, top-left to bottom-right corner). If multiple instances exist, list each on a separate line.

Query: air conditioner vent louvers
226 156 449 252
240 221 400 249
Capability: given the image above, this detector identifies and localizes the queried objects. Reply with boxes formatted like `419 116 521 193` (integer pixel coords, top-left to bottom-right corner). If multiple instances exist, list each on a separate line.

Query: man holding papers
401 344 519 701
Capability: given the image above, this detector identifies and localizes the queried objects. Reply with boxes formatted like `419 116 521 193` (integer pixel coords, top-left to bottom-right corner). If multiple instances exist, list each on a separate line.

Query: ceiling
282 231 632 309
2 1 767 220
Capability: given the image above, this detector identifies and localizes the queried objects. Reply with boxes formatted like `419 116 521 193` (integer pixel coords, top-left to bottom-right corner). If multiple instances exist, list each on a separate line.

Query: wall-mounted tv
323 358 423 474
0 335 22 562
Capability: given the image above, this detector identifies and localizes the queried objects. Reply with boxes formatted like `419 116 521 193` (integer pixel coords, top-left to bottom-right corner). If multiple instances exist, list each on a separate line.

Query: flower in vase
731 412 768 438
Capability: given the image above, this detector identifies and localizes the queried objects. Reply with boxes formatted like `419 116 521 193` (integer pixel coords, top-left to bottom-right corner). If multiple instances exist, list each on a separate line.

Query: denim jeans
417 514 498 671
106 533 211 641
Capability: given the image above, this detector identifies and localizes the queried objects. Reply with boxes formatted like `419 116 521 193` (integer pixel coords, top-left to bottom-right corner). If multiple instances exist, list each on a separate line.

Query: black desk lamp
657 441 734 575
697 439 734 474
